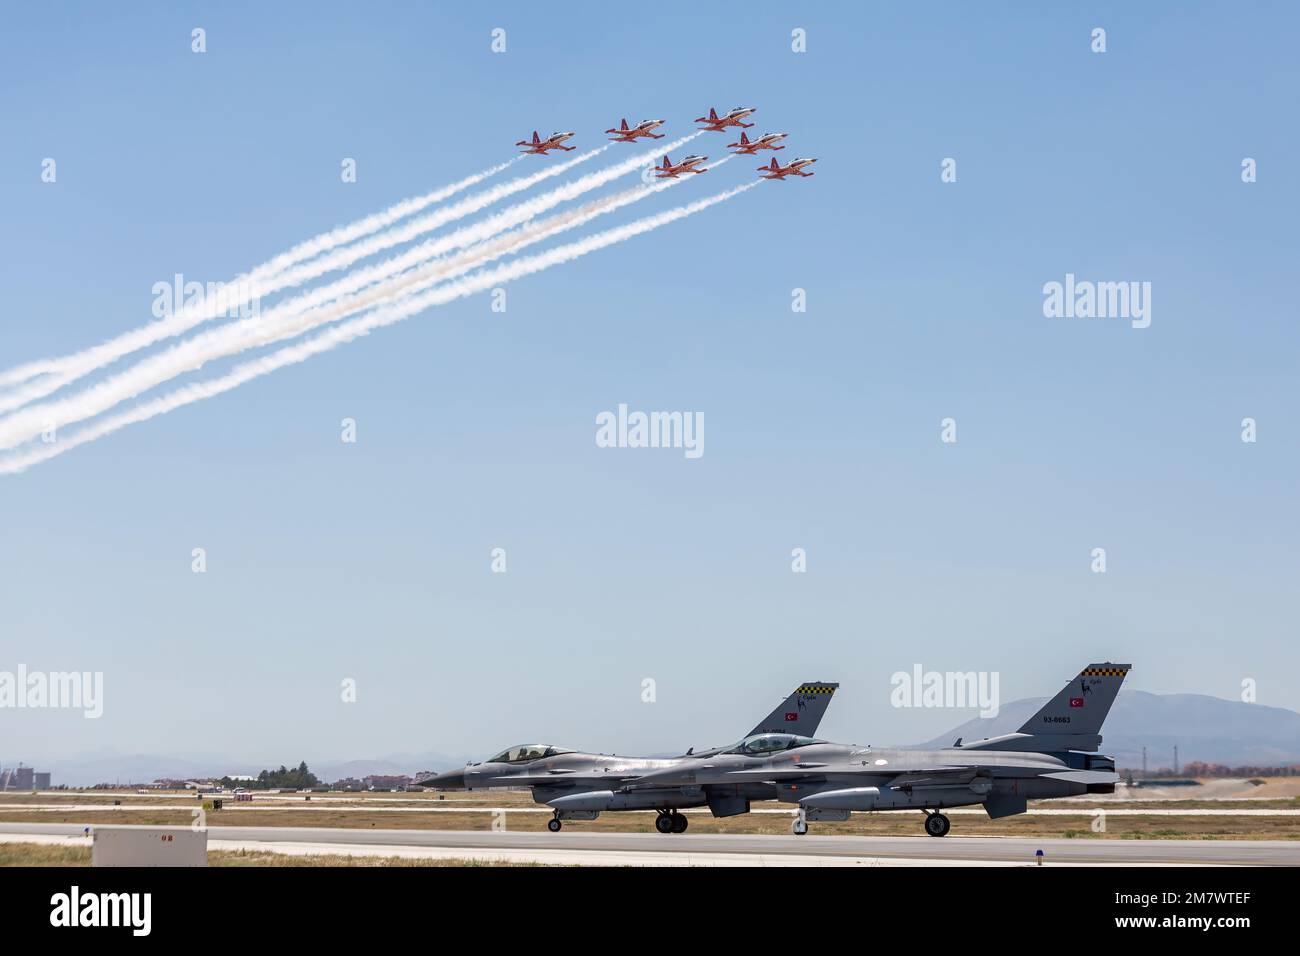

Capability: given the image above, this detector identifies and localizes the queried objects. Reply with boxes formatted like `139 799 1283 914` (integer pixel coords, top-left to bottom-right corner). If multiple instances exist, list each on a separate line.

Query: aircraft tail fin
620 118 629 130
748 682 839 737
1018 663 1130 738
964 663 1130 753
738 131 750 145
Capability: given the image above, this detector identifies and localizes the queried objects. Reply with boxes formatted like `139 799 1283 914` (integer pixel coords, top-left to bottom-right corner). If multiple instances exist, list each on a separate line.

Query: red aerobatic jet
606 118 667 143
728 131 788 154
516 130 577 155
695 106 756 131
758 156 817 180
654 154 710 178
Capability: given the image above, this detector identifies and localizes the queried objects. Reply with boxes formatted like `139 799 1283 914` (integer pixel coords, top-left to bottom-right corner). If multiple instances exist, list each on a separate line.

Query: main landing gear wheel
547 815 562 833
671 813 688 833
792 818 808 836
655 812 675 834
924 812 951 837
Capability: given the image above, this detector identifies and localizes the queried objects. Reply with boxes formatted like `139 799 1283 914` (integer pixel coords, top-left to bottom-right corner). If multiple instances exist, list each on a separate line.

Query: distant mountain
915 691 1300 768
24 751 474 788
37 753 234 787
25 692 1300 785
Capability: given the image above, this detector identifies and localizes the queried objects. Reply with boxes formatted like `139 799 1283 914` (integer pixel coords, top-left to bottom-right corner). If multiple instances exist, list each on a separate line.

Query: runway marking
0 833 1182 867
4 803 1299 817
3 823 1297 865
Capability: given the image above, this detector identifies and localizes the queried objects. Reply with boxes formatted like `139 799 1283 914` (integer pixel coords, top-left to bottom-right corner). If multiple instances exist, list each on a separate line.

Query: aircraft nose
415 768 466 790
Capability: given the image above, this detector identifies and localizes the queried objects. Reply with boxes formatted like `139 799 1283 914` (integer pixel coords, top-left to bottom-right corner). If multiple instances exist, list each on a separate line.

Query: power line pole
1174 745 1179 775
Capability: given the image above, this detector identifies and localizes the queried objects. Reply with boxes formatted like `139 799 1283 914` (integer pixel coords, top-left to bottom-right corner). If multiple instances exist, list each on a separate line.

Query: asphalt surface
3 822 1297 865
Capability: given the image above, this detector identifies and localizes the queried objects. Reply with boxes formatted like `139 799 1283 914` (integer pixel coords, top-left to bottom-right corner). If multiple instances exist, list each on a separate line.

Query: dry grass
0 843 536 867
2 784 1296 841
0 843 90 867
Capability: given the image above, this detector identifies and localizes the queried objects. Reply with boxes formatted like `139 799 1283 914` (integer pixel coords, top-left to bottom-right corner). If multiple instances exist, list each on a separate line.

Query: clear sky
1 2 1297 773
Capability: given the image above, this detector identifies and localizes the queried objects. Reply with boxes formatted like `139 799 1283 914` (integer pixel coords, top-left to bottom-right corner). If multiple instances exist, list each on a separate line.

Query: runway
5 803 1299 817
3 822 1296 866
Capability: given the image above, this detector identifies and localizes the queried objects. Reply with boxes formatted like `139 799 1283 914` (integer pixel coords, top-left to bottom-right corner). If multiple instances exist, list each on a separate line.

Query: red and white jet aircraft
695 106 756 131
654 154 709 178
728 131 788 154
758 156 817 180
606 118 667 143
516 130 577 155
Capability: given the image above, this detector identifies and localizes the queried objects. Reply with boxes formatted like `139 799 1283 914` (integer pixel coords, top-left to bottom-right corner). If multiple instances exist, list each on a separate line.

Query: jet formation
417 663 1130 838
515 106 817 181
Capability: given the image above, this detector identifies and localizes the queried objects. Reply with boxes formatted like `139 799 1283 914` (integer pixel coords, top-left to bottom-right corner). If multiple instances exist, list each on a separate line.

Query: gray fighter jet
626 662 1130 836
413 681 839 832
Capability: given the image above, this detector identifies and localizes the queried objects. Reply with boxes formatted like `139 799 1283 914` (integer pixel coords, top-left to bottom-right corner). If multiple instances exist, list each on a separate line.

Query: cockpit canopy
726 733 823 756
486 744 574 764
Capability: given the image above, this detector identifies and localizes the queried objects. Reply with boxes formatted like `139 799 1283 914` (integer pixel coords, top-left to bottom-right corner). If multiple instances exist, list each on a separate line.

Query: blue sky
1 3 1297 774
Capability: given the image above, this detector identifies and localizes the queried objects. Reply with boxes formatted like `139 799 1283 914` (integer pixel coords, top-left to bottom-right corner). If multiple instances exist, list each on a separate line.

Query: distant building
334 777 364 792
363 774 411 791
0 765 52 790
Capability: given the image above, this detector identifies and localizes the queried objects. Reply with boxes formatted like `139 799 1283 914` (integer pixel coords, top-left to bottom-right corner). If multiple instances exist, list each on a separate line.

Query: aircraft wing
714 764 981 788
689 763 835 783
506 770 644 788
883 767 979 789
1041 769 1120 786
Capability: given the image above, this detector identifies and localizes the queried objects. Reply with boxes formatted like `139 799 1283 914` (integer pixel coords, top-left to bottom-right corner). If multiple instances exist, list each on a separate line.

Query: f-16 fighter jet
654 154 709 178
728 131 788 154
695 106 756 131
627 663 1130 837
606 118 667 142
759 156 817 179
413 681 839 833
516 130 577 155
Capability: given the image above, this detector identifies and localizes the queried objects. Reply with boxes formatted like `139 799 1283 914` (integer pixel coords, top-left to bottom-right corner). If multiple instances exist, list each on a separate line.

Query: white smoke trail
245 144 621 291
0 175 696 450
0 183 757 474
245 157 523 283
0 158 522 393
0 139 706 442
0 147 609 409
